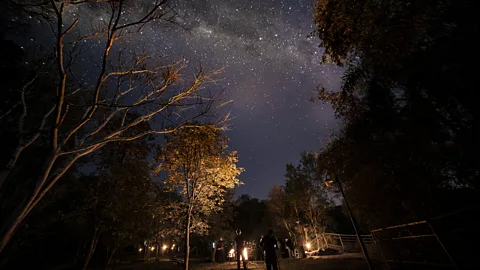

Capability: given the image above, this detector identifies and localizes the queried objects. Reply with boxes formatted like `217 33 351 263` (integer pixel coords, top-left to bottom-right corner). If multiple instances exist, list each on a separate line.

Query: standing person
260 229 278 270
257 236 265 260
234 229 248 270
216 237 225 262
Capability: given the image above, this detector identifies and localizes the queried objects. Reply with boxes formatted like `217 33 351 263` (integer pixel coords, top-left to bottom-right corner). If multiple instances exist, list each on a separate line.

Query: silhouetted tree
313 0 479 227
0 0 224 254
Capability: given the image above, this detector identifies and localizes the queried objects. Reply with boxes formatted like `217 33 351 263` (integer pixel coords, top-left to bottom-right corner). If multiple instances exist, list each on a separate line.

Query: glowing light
243 247 248 261
306 243 311 250
162 245 168 250
138 248 143 252
150 246 155 251
228 248 235 258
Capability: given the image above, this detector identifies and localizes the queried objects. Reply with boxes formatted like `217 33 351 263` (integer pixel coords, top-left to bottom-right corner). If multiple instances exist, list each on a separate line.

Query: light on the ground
306 243 311 250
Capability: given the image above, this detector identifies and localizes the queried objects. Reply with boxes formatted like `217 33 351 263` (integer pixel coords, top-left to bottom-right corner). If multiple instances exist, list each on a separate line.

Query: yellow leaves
153 124 243 214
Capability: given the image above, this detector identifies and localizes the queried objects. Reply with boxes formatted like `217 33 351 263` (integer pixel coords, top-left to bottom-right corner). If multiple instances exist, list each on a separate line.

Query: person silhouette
260 229 279 270
234 229 248 270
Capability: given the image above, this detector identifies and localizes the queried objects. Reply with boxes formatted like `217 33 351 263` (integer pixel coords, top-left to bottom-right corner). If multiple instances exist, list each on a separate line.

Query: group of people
214 229 282 270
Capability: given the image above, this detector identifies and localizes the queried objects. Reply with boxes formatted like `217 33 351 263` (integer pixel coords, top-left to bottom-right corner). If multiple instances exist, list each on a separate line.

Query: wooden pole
335 176 373 269
427 222 458 270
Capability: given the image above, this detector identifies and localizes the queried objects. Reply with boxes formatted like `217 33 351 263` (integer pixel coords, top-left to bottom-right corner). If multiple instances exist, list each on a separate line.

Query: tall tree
266 185 295 239
153 125 243 270
313 0 479 227
285 152 329 250
0 0 224 253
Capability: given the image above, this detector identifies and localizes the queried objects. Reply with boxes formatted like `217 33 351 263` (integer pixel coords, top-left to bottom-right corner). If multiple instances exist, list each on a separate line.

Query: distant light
212 242 215 248
138 248 143 252
150 246 155 251
306 243 311 250
162 245 168 250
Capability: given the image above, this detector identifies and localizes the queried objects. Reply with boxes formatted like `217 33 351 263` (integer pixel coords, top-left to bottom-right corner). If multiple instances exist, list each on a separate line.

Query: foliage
0 0 224 255
153 124 243 269
233 194 269 241
266 152 335 248
314 0 479 227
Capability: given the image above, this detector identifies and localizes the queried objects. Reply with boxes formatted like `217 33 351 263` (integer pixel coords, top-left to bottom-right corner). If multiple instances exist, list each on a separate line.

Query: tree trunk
155 241 159 261
0 204 28 254
83 226 100 270
315 231 320 251
184 208 192 270
105 245 118 270
0 154 58 254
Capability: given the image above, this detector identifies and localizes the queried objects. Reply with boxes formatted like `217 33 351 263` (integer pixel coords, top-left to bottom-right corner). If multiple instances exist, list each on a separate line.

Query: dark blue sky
162 0 342 198
13 0 342 199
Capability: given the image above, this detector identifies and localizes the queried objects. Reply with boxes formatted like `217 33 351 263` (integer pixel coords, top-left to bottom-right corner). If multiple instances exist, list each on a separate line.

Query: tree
233 194 268 241
313 0 479 227
285 152 330 250
153 125 243 270
266 185 295 239
0 0 224 253
77 120 156 270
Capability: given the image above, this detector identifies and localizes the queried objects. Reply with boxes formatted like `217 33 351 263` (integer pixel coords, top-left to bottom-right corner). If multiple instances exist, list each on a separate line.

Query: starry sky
10 0 343 199
164 0 343 199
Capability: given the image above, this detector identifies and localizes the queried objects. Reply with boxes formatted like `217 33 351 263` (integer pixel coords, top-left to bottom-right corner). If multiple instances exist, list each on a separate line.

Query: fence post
370 227 389 269
338 235 345 252
427 222 458 270
322 233 328 250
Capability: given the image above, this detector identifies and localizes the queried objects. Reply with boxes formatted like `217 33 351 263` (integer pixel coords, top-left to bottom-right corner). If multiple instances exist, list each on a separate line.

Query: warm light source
243 247 248 261
150 246 155 251
138 248 143 252
228 248 235 258
324 180 334 187
162 245 168 250
306 242 311 250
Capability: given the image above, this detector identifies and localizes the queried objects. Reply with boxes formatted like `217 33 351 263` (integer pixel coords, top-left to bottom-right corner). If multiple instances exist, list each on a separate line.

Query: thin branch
114 0 168 31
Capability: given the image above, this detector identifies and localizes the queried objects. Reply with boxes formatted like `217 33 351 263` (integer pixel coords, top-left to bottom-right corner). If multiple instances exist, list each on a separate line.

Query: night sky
167 0 343 199
15 0 343 199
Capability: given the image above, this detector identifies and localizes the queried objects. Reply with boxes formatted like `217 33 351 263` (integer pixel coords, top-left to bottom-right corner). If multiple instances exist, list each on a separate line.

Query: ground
189 254 370 270
117 253 374 270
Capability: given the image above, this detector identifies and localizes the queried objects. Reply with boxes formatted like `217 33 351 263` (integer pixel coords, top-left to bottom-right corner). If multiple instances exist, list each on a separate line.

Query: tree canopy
314 0 479 227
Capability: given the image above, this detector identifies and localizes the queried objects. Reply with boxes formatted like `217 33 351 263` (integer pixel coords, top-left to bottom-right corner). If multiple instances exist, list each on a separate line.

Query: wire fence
316 207 475 269
370 207 475 269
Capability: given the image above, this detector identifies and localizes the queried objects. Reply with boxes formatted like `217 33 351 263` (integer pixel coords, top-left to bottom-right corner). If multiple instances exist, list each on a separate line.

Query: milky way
162 0 343 198
14 0 343 199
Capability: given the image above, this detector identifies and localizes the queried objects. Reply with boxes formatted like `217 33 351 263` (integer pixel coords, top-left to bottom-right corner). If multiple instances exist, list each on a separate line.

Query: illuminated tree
153 125 243 270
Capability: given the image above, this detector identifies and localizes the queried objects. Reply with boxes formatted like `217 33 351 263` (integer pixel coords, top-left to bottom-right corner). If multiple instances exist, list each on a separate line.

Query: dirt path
121 254 375 270
189 254 371 270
